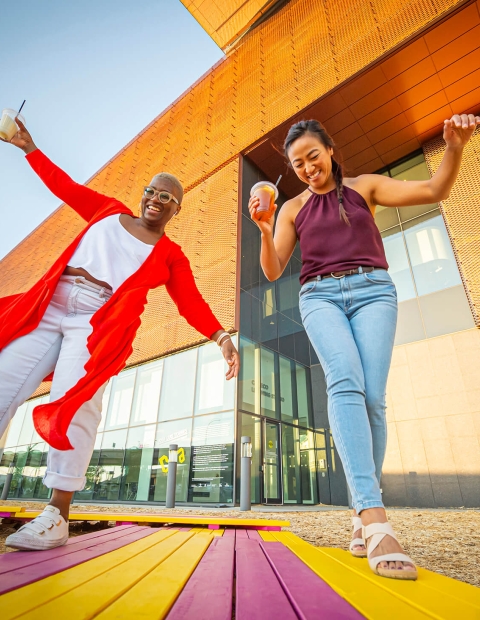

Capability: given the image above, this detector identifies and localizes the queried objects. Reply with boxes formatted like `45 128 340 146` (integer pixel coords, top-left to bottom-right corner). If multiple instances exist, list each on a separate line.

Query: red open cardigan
0 150 222 451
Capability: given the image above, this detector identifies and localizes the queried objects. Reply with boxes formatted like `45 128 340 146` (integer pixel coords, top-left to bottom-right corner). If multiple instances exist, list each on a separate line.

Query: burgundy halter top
295 186 388 285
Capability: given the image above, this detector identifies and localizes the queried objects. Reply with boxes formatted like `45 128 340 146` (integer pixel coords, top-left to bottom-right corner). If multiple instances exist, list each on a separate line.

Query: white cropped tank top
69 215 154 292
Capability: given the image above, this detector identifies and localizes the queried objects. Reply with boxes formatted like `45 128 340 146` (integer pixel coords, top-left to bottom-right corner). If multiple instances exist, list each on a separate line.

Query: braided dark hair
283 119 349 225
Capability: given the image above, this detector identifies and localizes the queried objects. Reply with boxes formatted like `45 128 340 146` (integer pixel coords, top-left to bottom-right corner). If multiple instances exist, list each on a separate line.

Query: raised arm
166 247 240 379
2 118 114 221
248 194 298 281
360 113 480 209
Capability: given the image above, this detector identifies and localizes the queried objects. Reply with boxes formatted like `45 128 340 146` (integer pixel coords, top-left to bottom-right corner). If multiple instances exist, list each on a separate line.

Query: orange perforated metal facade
424 130 480 326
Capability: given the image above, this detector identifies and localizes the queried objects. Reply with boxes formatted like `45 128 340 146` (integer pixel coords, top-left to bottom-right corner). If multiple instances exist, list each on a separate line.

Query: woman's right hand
0 117 37 154
248 194 277 236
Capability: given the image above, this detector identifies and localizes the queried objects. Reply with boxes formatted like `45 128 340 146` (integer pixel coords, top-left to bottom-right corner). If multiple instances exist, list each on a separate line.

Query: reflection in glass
120 425 156 501
239 337 258 414
98 381 111 431
381 227 416 302
17 400 37 446
159 348 197 421
151 419 193 502
279 355 294 422
93 428 128 501
282 424 300 503
263 421 281 502
403 212 462 296
238 413 262 504
296 365 310 428
105 369 137 430
130 361 163 426
195 342 235 415
4 402 28 448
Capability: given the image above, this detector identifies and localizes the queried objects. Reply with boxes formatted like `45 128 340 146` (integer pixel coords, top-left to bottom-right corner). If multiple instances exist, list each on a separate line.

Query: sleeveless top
69 214 154 292
295 186 388 285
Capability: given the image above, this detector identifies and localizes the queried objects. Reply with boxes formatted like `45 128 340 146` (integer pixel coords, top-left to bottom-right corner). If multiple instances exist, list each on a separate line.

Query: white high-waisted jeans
0 276 111 492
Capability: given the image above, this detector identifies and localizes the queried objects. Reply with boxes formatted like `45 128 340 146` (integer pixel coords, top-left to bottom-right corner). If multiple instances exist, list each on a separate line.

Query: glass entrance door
262 420 281 504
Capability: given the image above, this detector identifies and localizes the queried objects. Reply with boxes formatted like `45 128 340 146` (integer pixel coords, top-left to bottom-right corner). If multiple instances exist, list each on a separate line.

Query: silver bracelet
216 331 230 346
218 335 231 348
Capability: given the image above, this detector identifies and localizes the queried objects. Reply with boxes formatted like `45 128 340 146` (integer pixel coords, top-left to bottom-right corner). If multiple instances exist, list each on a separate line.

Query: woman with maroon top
249 113 479 580
0 119 240 550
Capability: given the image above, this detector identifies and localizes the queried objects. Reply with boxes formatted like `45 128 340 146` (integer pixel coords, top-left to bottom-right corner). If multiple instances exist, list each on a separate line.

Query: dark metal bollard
240 436 252 511
166 444 178 509
1 466 14 501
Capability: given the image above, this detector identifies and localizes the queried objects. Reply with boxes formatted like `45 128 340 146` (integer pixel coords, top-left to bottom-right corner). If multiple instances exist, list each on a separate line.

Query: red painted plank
167 537 234 620
236 539 297 620
0 527 156 595
246 530 262 541
0 525 140 575
261 542 364 620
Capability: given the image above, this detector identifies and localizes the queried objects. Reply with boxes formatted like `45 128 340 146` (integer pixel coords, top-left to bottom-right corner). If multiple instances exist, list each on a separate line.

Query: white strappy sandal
363 522 418 580
349 516 367 558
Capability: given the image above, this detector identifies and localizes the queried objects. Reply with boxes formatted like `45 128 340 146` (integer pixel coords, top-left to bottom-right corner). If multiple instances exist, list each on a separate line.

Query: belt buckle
330 272 345 279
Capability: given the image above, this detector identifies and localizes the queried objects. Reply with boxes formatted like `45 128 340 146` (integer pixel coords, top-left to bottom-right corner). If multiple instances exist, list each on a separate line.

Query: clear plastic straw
275 174 282 186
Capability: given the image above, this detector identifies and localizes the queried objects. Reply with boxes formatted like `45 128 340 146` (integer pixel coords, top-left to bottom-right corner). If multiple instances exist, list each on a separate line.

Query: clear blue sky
0 0 223 259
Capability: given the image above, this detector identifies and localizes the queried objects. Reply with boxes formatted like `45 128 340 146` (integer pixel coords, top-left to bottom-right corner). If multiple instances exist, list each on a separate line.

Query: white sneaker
6 505 69 551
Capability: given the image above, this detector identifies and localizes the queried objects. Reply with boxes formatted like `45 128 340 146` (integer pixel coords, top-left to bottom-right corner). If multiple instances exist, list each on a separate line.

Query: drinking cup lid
250 181 279 199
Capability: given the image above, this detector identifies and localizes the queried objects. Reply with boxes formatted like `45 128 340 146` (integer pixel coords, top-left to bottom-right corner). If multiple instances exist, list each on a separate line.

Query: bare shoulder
344 175 376 210
278 189 311 222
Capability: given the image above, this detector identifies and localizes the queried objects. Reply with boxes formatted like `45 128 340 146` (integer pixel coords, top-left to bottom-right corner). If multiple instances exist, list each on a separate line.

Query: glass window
93 428 128 501
105 369 137 430
98 381 112 432
375 205 399 231
130 360 164 426
4 402 28 448
17 400 38 447
195 342 235 415
189 411 234 504
381 227 416 302
403 211 462 296
314 430 331 505
281 424 300 503
239 337 259 414
296 364 310 428
158 348 197 421
237 413 262 504
151 419 193 503
120 425 156 502
279 355 294 422
260 347 277 418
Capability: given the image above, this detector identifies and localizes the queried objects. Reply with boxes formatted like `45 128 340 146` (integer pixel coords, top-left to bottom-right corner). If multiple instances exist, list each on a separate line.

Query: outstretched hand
0 117 37 154
221 339 240 380
443 113 480 149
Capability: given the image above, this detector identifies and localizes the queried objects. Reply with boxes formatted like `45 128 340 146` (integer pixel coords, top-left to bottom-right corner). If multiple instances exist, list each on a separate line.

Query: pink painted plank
0 527 156 595
0 525 139 575
235 529 249 541
207 524 220 530
167 537 234 620
261 542 363 620
236 539 297 620
223 529 235 538
246 530 262 541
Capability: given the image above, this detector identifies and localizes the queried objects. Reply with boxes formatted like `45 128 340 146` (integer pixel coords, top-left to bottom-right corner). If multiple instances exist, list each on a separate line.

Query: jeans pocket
363 270 393 286
299 281 316 297
74 289 107 314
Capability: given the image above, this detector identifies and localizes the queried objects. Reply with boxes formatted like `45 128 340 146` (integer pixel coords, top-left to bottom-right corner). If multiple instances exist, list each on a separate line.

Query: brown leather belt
305 266 377 283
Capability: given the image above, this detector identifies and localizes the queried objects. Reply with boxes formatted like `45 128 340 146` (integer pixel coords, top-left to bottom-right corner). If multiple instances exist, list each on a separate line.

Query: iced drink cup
0 109 25 141
250 181 278 220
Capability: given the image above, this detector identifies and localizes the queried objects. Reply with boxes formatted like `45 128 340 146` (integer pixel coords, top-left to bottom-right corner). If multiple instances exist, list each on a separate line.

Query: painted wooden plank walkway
0 522 478 619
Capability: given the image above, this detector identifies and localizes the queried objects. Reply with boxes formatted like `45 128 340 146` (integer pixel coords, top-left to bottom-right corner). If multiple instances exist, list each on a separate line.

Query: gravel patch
1 501 478 587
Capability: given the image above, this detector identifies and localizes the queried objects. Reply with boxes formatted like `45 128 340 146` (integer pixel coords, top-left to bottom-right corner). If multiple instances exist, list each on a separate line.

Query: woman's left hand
221 339 240 380
444 113 480 149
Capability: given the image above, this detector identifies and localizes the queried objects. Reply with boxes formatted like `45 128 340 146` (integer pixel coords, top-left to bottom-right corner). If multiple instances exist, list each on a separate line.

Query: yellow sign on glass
159 447 186 473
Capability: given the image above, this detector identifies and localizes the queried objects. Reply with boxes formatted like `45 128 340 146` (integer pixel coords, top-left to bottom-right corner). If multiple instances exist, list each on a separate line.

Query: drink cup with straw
250 174 282 221
0 100 26 142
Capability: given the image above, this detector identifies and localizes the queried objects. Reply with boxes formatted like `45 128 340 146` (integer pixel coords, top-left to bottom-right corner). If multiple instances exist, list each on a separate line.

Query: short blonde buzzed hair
152 172 184 204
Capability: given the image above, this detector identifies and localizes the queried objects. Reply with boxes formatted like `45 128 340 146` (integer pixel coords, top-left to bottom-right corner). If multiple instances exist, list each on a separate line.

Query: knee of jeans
327 374 365 398
365 393 386 417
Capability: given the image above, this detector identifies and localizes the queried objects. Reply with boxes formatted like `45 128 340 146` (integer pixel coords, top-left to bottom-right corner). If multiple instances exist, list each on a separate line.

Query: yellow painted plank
270 532 431 620
320 547 480 620
16 531 196 620
0 505 24 514
211 528 224 537
14 510 289 528
258 530 278 541
95 531 214 619
0 530 176 620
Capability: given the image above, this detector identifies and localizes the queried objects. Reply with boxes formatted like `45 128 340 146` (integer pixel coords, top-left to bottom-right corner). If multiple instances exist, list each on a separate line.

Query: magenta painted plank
223 529 235 538
207 524 220 530
235 529 249 541
167 536 234 620
0 525 140 575
261 542 364 620
0 527 156 595
246 530 262 541
236 539 297 620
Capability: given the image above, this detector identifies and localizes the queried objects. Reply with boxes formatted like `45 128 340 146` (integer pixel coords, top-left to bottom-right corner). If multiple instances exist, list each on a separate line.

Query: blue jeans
299 269 397 513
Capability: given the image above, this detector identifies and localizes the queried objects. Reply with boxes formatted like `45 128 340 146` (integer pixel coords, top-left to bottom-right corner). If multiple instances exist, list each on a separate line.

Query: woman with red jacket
0 119 240 550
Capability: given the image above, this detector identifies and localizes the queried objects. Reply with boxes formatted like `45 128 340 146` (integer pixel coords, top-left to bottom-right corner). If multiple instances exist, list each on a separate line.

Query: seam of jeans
1 335 62 416
329 398 361 507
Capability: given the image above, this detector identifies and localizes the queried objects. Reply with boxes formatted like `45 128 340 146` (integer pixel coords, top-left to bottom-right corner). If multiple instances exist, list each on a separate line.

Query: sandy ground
1 501 478 587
